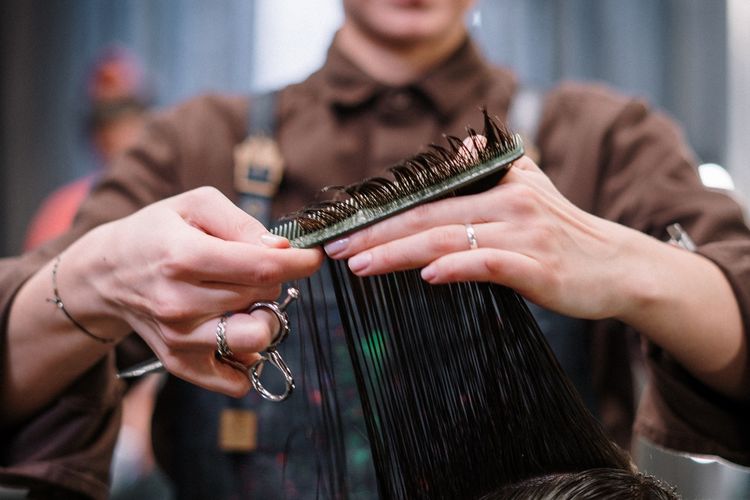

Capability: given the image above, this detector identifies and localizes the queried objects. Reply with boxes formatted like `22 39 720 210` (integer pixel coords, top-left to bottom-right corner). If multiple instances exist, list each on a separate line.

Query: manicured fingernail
421 265 437 282
261 233 289 248
324 237 349 257
348 253 372 273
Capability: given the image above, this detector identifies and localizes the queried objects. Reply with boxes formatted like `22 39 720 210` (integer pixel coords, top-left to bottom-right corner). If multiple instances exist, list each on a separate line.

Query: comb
270 110 524 248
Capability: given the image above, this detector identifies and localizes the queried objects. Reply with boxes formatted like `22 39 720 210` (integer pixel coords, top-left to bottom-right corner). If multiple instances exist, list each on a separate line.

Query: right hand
67 186 322 396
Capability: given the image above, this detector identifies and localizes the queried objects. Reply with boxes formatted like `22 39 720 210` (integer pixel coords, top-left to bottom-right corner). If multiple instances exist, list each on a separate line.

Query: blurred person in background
24 45 151 250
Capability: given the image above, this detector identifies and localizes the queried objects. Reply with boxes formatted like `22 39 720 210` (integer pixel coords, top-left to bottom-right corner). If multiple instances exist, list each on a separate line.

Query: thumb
513 155 543 172
170 186 281 245
461 134 488 162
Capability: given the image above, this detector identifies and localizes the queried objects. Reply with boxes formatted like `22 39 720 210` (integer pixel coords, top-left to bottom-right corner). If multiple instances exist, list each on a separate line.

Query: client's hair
482 468 678 500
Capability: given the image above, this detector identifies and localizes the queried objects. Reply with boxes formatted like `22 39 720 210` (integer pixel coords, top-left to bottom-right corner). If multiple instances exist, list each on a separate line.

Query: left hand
324 155 648 321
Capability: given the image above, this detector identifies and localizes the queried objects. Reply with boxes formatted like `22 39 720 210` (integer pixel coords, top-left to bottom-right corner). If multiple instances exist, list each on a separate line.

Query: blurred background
1 0 748 257
0 0 748 497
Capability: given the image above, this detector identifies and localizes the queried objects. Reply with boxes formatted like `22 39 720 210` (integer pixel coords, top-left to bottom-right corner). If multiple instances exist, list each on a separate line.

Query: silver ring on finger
215 312 234 358
465 223 479 250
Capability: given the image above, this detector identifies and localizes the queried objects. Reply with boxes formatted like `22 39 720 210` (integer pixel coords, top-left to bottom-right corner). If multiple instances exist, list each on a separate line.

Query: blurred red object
87 44 149 103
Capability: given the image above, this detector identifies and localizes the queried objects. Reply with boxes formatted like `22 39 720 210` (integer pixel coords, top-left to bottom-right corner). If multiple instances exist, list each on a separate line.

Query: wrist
611 227 706 340
610 228 748 397
56 224 132 341
48 255 116 343
604 224 667 325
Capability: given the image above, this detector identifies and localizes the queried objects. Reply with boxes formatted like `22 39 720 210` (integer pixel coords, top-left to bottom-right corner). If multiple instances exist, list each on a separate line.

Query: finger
147 281 282 325
165 351 255 398
325 195 488 259
174 307 286 397
227 307 282 366
346 220 546 277
159 309 280 354
260 233 291 248
187 281 283 312
419 248 543 293
501 155 555 193
459 134 488 162
171 186 270 244
167 232 323 285
345 224 484 275
510 155 542 173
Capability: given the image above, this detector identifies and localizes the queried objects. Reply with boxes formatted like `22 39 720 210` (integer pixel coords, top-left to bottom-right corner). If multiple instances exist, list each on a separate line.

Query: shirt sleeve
549 84 750 464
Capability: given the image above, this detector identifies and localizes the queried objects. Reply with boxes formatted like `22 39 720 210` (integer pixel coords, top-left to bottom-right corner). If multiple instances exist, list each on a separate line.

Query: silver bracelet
47 255 114 344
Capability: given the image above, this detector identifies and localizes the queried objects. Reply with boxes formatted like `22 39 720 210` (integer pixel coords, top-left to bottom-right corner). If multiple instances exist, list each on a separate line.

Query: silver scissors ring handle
249 350 295 402
247 287 298 349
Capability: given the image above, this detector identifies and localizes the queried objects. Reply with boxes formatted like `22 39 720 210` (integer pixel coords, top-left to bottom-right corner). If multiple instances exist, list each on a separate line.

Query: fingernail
324 237 349 257
421 265 437 282
261 233 289 248
348 253 372 273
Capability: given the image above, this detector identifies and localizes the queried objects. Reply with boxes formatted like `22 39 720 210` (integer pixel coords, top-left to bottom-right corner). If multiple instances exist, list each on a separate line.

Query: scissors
117 288 299 402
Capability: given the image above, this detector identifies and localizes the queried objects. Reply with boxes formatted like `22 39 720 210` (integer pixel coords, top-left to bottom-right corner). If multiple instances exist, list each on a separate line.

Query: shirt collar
316 34 516 121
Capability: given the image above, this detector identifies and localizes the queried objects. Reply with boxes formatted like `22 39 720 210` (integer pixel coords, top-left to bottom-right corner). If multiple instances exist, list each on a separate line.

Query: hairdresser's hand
65 187 322 396
324 155 657 321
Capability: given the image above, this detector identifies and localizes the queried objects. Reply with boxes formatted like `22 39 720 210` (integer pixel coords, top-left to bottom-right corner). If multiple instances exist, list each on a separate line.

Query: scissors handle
115 287 300 404
249 350 295 402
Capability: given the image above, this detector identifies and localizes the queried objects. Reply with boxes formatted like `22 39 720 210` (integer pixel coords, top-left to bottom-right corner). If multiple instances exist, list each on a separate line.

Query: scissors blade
117 357 165 379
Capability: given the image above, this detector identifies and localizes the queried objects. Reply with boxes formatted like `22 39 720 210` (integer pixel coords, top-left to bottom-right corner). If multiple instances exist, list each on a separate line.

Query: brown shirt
1 38 749 498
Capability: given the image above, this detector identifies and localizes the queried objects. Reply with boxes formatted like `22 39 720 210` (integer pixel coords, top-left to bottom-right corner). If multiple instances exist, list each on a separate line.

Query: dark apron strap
234 90 282 225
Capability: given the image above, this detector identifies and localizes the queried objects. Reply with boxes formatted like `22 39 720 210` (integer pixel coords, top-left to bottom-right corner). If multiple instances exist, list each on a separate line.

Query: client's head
480 468 679 500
